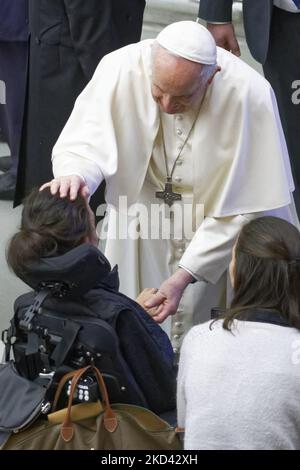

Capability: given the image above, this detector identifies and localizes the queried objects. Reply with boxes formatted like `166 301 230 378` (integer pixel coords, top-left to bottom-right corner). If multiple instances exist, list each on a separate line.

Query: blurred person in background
0 0 28 200
198 0 300 215
15 0 145 212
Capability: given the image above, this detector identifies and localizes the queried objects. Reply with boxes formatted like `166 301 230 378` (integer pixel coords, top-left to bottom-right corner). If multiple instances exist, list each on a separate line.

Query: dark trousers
264 7 300 213
0 41 28 177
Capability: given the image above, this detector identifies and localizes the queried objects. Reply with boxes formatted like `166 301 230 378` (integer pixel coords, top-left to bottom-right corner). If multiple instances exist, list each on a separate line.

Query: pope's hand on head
39 175 90 201
144 268 195 324
206 23 241 57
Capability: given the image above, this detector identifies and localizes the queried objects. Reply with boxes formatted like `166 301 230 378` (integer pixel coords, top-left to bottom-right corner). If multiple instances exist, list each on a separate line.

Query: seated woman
6 187 176 414
177 216 300 450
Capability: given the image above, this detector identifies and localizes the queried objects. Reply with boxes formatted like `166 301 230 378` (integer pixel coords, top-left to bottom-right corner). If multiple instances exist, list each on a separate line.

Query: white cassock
52 39 298 351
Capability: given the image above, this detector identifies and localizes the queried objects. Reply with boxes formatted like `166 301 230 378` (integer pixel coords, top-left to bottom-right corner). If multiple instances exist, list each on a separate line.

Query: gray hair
199 64 217 82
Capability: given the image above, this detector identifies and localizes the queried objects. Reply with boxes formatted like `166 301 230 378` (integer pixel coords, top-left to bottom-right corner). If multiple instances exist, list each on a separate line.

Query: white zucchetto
156 21 217 65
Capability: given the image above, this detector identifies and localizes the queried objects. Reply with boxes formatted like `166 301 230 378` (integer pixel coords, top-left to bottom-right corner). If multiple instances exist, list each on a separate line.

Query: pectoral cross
155 177 182 207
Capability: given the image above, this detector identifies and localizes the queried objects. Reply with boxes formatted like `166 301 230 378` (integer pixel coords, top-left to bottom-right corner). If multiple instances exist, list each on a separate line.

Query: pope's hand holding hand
144 269 194 323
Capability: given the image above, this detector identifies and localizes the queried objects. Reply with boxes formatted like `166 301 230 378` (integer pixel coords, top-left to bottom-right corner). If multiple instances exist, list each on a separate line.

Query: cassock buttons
173 321 184 334
176 129 182 136
174 176 182 183
176 115 183 121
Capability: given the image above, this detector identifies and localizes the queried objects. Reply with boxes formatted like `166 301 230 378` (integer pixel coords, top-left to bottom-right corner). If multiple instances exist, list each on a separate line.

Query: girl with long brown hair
177 216 300 450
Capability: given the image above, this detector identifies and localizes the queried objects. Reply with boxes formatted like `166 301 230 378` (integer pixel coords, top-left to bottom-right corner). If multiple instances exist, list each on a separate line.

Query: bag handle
52 365 113 412
52 369 80 413
60 365 118 442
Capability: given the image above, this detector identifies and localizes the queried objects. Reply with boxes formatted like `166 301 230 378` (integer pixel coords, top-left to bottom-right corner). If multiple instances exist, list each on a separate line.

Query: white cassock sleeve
54 162 104 193
179 200 299 284
178 213 257 284
52 92 106 195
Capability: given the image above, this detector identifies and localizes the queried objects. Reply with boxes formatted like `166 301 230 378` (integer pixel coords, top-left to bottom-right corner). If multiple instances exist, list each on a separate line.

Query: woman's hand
136 288 160 317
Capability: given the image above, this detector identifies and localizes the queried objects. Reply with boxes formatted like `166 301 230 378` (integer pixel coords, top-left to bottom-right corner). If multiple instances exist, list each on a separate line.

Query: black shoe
0 172 16 200
0 156 12 173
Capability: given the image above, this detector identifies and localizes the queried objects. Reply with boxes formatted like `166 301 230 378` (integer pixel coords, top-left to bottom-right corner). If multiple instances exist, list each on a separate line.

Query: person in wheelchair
177 216 300 450
5 188 176 415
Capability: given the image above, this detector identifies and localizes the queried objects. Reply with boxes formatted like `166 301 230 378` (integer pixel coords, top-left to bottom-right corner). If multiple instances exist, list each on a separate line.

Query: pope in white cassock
43 22 298 353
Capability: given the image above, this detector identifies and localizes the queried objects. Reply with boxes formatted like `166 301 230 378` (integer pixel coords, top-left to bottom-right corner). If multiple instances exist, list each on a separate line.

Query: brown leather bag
3 365 182 450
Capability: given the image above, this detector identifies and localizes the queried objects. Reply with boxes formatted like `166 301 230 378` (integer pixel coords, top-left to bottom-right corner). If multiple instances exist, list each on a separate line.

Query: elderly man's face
151 47 208 114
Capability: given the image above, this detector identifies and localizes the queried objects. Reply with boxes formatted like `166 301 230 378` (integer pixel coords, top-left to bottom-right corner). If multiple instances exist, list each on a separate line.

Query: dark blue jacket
0 0 29 42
